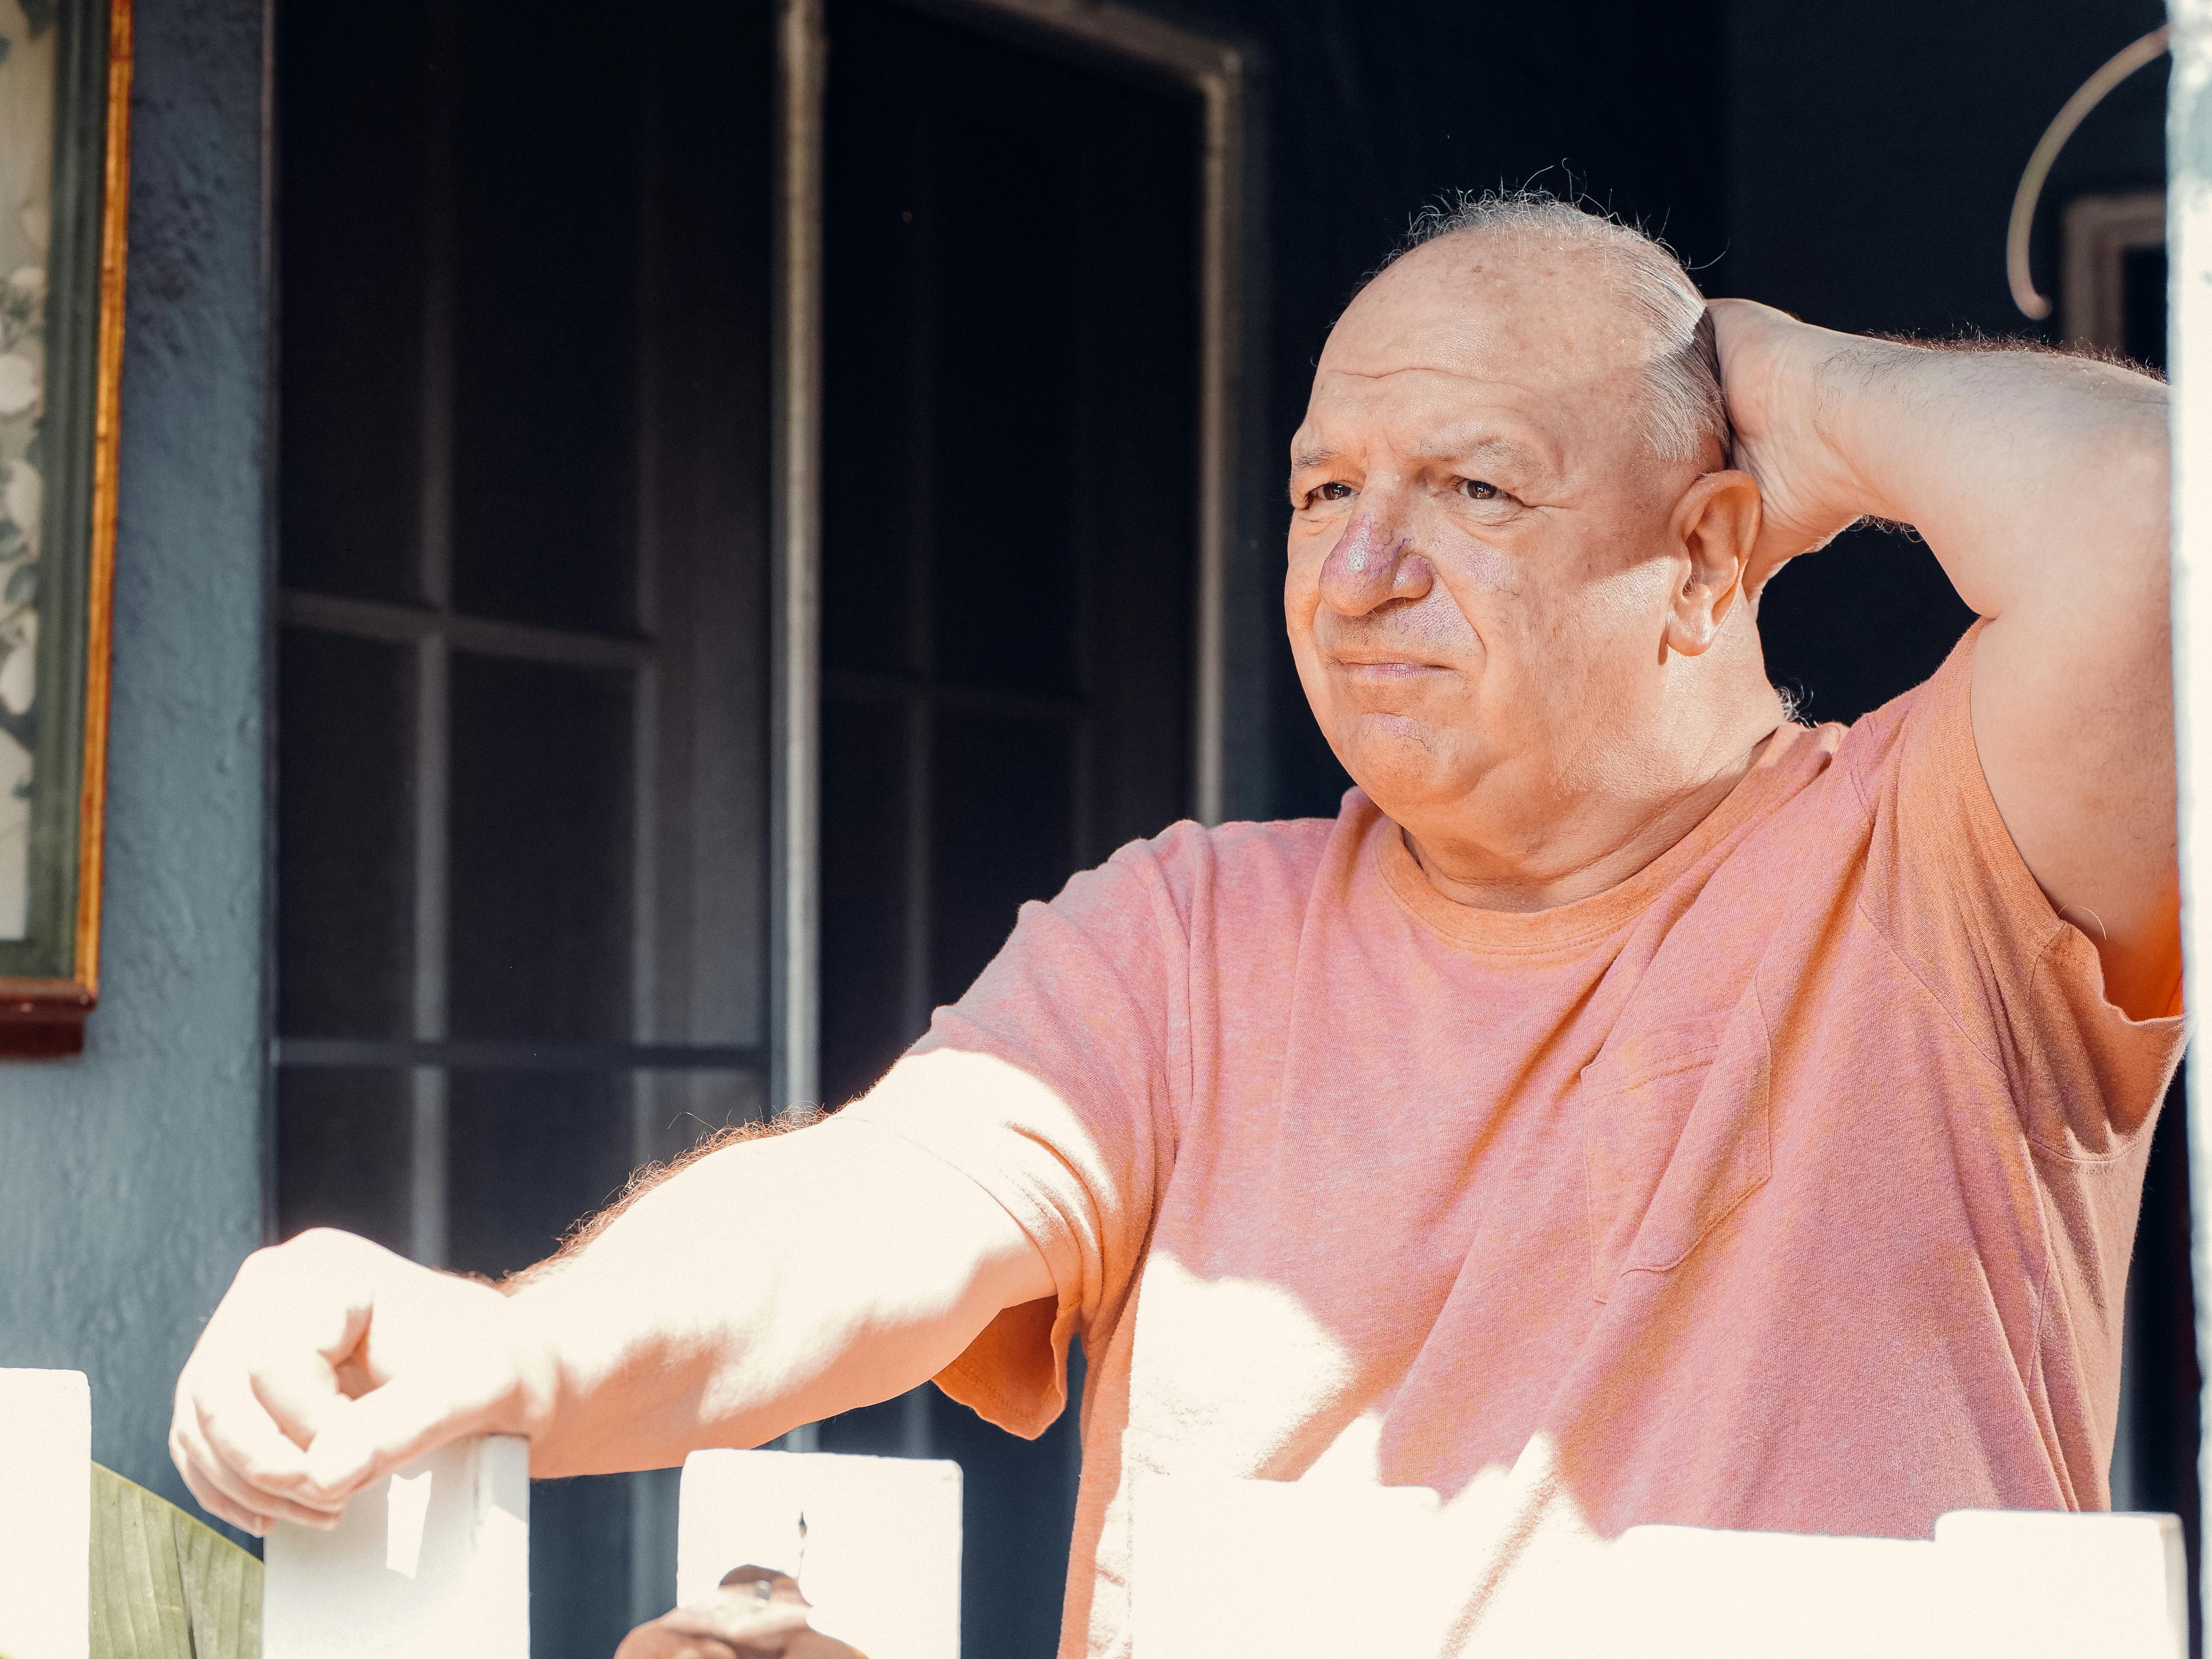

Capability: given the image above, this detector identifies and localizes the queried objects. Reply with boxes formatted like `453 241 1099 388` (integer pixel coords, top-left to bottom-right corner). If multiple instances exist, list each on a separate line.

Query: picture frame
0 0 129 1056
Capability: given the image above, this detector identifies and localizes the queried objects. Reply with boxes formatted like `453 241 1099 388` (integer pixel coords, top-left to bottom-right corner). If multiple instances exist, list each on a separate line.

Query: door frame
768 0 1247 1118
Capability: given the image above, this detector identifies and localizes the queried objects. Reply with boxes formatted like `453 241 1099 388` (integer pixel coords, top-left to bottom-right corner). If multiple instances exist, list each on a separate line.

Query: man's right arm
170 1061 1055 1536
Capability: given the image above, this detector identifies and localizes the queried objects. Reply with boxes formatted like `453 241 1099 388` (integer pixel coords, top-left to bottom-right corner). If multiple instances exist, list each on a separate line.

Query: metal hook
2007 25 2172 321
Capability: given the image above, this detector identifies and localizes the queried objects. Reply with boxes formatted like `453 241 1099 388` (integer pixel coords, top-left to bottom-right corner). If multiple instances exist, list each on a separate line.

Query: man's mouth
1329 653 1448 676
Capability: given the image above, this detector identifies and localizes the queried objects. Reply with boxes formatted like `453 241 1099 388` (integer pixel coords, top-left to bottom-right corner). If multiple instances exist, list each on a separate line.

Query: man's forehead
1319 232 1651 384
1295 342 1621 480
1294 370 1557 461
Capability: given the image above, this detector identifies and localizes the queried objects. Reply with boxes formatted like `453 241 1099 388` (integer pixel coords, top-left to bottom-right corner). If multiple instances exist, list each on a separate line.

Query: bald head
1284 192 1773 887
1336 194 1728 468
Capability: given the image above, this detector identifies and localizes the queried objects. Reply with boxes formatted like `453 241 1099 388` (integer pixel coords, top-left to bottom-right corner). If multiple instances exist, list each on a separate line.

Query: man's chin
1336 717 1483 813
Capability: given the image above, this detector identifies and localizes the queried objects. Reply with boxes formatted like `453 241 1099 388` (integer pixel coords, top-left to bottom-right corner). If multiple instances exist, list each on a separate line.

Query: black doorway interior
274 0 776 1653
812 3 1201 1656
276 0 1200 1654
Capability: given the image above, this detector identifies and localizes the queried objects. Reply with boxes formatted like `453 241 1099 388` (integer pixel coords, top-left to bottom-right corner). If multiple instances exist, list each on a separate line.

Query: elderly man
173 194 2180 1653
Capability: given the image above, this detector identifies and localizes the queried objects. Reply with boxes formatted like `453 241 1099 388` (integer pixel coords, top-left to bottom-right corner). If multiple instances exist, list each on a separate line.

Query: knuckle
236 1243 289 1282
290 1226 358 1260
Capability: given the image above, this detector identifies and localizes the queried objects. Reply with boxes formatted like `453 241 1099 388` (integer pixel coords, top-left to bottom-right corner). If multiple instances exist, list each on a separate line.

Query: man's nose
1317 511 1435 616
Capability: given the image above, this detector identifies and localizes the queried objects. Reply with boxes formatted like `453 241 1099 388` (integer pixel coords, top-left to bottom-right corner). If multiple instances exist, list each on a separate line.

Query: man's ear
1663 469 1762 657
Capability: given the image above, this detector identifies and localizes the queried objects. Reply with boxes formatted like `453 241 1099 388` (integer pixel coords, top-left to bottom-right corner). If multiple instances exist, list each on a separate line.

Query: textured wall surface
0 0 267 1526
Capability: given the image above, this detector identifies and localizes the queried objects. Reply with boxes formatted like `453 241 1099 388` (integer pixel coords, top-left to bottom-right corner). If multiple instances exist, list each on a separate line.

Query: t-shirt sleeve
1850 620 2183 1152
836 830 1196 1438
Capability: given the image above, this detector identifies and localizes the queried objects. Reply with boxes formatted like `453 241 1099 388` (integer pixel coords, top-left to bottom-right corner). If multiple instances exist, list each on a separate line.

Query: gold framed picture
0 0 128 1055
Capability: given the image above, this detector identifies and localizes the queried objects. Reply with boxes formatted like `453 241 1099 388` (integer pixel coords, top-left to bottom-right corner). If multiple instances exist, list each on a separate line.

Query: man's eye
1461 479 1499 501
1316 482 1355 503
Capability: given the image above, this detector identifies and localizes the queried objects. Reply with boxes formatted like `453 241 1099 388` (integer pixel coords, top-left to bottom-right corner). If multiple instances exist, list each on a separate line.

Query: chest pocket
1582 992 1773 1302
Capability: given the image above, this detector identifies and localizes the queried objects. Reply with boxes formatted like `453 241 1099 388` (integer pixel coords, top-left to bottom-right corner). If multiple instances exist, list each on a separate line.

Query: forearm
1811 336 2169 622
506 1110 1039 1477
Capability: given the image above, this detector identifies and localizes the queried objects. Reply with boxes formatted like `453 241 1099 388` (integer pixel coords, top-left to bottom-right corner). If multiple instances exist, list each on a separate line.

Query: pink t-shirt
844 626 2183 1656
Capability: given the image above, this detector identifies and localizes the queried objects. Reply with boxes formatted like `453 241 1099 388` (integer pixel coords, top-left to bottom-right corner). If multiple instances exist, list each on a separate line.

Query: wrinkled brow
1288 432 1549 479
1423 431 1547 473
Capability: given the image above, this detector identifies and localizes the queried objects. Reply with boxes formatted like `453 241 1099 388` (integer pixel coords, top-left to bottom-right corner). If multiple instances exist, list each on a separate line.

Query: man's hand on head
1706 297 1875 595
169 1228 548 1536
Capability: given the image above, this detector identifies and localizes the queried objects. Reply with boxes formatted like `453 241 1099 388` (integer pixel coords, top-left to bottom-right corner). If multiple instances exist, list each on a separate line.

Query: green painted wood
87 1463 260 1659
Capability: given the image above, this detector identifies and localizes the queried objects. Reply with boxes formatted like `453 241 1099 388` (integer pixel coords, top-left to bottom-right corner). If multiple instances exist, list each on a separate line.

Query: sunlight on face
1284 233 1705 828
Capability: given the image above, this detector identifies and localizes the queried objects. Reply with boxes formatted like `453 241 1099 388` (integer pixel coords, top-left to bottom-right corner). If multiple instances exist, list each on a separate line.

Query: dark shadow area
2124 1062 2201 1655
812 5 1191 1652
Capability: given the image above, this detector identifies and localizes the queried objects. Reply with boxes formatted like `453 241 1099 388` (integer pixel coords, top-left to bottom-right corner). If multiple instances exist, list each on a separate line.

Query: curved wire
2007 23 2172 320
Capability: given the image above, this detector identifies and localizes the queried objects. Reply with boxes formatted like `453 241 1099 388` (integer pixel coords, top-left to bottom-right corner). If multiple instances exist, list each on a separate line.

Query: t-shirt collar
1371 721 1833 956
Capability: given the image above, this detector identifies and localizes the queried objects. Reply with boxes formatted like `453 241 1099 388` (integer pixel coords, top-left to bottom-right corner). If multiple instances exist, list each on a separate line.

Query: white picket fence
0 1367 2199 1658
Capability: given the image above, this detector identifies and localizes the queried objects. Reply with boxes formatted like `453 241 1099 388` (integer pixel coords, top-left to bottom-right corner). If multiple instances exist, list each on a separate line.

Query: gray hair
1365 191 1729 466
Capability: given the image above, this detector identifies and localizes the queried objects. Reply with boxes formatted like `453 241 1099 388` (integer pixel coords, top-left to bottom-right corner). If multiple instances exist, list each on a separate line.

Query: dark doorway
274 0 775 1653
278 0 1199 1653
811 3 1201 1656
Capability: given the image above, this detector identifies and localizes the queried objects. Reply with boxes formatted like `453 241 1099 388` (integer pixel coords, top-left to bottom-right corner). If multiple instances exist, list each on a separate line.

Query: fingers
167 1230 384 1532
301 1372 480 1501
194 1375 343 1517
169 1227 525 1531
170 1412 336 1536
172 1418 271 1536
251 1345 351 1449
173 1356 346 1530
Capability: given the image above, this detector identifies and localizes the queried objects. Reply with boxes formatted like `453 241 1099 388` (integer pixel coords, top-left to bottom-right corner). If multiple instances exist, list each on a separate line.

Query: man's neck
1400 684 1787 915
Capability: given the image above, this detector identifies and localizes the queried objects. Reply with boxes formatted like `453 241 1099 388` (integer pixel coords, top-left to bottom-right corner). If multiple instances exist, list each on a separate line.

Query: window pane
635 1069 767 1167
277 627 416 1038
821 58 921 680
448 653 634 1042
276 0 429 602
448 1064 637 1659
530 1474 639 1659
927 117 1080 699
445 1069 629 1278
930 709 1074 1005
815 1395 913 1458
820 694 914 1107
276 1068 413 1253
2123 244 2168 374
932 1377 1080 1659
448 0 642 633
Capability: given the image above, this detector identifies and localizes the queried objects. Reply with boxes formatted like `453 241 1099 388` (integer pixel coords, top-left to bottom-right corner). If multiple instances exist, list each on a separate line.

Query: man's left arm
1712 299 2179 1021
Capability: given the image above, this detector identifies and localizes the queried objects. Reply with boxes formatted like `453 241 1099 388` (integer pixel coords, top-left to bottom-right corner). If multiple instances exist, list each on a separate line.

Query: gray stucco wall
0 0 267 1525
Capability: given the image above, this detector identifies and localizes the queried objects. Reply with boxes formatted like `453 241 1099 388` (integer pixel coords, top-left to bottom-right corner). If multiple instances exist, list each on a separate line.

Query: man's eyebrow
1420 431 1545 471
1289 433 1551 478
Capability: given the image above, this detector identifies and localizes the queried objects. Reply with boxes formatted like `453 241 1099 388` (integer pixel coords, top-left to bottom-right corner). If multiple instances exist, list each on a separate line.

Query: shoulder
932 804 1361 1077
1834 625 1978 808
1045 795 1369 951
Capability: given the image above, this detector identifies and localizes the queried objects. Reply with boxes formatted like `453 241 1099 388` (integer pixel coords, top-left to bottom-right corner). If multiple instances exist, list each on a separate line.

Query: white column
2174 0 2212 1623
263 1435 528 1659
0 1370 90 1659
678 1449 962 1659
